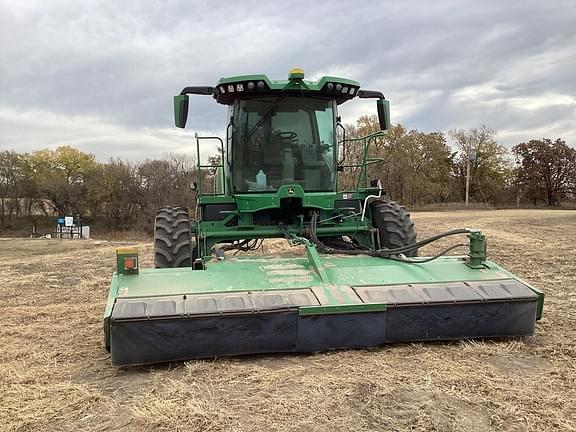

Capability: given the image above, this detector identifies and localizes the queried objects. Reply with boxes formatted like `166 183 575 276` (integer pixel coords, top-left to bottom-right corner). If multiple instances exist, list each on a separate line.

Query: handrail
337 130 386 191
355 134 385 191
225 123 233 167
195 134 226 195
337 122 346 165
341 130 385 144
340 158 384 169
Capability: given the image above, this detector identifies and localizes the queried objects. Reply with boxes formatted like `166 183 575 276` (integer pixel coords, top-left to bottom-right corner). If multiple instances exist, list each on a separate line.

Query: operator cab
173 68 391 196
232 96 336 193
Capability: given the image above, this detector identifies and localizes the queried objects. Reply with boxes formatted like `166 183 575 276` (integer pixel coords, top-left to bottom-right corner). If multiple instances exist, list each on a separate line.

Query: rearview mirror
377 99 391 131
174 95 189 128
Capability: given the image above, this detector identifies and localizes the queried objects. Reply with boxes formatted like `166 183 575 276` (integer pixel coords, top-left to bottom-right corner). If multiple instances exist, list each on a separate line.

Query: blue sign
57 217 65 225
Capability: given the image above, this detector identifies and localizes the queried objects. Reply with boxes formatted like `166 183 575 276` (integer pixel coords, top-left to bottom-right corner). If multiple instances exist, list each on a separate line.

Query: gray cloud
1 0 575 161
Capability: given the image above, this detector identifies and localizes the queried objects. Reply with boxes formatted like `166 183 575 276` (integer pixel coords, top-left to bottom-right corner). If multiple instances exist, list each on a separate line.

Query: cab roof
213 70 361 105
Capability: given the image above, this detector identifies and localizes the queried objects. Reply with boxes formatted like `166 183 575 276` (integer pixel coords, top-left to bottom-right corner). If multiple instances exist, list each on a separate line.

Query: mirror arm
357 89 390 130
180 86 214 96
357 90 385 99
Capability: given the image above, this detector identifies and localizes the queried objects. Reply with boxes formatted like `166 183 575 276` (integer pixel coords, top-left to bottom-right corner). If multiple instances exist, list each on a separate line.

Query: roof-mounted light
288 68 305 80
321 82 359 98
214 79 270 101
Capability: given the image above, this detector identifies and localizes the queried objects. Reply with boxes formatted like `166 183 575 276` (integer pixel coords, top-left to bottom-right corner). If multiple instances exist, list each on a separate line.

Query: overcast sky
1 0 575 161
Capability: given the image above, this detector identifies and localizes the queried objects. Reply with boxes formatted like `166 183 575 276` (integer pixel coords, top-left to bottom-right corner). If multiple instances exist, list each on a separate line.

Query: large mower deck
104 253 543 366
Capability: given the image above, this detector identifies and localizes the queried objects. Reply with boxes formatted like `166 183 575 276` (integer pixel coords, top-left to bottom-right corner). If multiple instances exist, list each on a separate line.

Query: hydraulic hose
371 228 471 256
308 211 474 264
309 213 367 255
383 243 467 264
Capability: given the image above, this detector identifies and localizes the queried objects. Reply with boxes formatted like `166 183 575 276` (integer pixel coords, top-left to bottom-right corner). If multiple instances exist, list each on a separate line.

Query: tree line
0 147 200 230
342 116 576 207
1 120 575 231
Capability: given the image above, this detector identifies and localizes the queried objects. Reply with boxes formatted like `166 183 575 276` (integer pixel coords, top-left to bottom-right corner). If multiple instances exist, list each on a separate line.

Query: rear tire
370 201 418 257
154 206 196 268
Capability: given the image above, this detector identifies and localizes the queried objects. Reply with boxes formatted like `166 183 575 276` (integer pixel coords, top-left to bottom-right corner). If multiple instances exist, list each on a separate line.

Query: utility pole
465 150 476 206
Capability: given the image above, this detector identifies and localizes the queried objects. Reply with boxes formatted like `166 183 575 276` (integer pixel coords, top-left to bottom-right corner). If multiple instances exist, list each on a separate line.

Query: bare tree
449 126 512 205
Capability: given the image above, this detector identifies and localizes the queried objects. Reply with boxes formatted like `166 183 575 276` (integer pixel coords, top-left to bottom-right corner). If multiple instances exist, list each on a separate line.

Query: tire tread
370 200 418 256
154 206 196 268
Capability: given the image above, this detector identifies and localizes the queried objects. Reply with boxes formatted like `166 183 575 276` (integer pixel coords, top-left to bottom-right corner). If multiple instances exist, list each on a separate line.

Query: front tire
154 206 196 268
370 201 418 256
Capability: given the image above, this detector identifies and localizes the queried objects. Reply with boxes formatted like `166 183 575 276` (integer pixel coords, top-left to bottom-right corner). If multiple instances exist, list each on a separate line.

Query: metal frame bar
337 131 385 192
195 134 226 195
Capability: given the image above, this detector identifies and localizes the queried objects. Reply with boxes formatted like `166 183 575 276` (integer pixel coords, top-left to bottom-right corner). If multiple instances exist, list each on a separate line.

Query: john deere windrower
103 69 544 366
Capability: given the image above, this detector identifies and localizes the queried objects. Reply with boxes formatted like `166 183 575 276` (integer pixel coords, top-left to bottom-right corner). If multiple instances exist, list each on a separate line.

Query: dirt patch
0 209 575 431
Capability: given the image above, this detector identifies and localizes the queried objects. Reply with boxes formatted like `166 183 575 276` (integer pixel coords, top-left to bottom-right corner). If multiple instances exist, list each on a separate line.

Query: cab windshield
232 96 336 192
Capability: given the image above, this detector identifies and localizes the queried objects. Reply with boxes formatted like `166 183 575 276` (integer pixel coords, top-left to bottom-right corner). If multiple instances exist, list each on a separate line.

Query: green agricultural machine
103 69 544 366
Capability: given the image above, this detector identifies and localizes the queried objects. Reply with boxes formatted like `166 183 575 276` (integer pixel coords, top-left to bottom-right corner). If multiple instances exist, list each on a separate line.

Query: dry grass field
1 209 575 432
